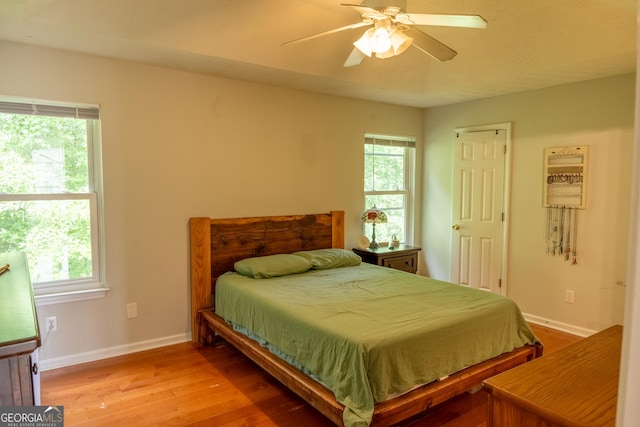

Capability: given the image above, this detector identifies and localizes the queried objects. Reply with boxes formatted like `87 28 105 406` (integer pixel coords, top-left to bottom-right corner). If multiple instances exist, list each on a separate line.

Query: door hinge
502 212 505 222
504 145 507 154
498 278 502 288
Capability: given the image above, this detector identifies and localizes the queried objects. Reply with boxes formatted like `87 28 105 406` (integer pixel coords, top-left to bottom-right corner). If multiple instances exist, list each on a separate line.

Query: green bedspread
215 263 538 427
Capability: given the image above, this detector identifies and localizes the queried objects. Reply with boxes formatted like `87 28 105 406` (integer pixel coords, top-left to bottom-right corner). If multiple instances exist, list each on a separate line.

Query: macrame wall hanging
543 146 588 264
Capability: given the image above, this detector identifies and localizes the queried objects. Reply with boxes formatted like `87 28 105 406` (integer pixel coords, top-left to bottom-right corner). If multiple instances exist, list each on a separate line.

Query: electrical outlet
565 290 575 304
46 316 58 332
127 303 138 319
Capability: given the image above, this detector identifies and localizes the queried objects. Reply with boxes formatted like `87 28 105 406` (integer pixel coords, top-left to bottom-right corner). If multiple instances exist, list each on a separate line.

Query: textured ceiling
0 0 636 108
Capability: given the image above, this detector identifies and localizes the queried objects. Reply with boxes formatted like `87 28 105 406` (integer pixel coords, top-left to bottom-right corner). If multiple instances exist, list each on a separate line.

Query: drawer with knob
352 245 421 274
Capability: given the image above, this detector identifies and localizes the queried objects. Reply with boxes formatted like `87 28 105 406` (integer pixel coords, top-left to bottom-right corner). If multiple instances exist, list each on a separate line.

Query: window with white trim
364 134 416 244
0 98 106 303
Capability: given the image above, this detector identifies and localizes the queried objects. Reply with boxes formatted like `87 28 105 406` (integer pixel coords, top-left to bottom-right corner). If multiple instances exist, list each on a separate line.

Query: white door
450 128 507 293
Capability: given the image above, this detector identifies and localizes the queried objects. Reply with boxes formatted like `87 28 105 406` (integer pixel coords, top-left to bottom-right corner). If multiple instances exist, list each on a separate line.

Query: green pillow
293 248 361 270
234 254 313 279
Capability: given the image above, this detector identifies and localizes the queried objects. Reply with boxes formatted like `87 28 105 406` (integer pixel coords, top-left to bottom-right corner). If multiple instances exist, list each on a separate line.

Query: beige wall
1 38 635 367
422 73 636 334
0 41 424 366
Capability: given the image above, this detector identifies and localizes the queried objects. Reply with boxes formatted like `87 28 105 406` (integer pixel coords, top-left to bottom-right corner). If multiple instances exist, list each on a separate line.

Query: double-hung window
364 133 416 244
0 98 106 304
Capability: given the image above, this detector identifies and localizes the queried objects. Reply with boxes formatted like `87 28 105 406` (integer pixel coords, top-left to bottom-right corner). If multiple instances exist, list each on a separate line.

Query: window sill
34 286 110 306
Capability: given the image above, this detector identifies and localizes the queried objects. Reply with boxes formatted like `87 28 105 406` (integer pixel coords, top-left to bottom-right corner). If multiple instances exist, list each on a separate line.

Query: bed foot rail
197 308 216 346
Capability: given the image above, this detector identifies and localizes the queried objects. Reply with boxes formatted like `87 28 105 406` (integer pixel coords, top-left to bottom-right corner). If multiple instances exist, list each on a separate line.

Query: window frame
0 97 108 305
363 133 416 245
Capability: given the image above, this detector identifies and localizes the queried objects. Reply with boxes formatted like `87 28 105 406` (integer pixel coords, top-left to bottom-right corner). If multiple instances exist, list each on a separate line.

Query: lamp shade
354 28 375 57
354 19 396 57
390 29 413 55
361 207 388 224
370 27 392 53
376 29 412 58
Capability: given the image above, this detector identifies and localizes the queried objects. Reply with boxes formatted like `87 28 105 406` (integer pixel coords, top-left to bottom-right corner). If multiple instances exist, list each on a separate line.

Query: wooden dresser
483 324 621 427
352 245 421 274
0 252 41 405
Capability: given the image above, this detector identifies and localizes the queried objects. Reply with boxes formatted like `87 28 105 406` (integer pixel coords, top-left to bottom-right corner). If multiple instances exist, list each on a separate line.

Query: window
0 98 106 304
364 133 415 244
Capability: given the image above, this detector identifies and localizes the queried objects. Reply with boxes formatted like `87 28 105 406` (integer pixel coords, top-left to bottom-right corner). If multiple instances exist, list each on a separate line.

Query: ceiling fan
282 0 487 67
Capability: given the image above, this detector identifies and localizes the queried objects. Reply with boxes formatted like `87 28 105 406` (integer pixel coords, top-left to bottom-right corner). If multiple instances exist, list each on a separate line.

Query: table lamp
361 207 387 249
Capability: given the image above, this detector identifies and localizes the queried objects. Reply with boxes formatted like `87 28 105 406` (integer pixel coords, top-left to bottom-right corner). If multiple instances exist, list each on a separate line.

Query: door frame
453 122 512 295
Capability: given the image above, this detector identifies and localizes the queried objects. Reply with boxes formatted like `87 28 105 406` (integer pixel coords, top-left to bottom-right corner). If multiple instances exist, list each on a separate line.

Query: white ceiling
0 0 636 108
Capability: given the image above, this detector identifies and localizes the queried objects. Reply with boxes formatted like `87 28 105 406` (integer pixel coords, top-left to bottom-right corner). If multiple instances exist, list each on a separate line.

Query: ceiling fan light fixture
374 48 395 59
285 2 486 68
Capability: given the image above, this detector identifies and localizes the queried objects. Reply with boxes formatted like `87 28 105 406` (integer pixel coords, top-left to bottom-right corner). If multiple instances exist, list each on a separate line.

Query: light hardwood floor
40 324 581 426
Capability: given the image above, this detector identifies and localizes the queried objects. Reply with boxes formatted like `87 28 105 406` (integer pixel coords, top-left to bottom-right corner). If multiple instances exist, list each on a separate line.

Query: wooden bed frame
189 211 543 426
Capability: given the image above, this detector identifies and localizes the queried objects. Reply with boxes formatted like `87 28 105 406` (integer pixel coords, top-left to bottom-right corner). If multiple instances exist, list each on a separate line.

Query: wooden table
483 324 621 427
0 252 41 405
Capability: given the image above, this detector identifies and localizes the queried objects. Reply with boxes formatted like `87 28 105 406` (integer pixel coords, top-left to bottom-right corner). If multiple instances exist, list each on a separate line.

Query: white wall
0 41 424 367
616 14 640 423
422 74 635 334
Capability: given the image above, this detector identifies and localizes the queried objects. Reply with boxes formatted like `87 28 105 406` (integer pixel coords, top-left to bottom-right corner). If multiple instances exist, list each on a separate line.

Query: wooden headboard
189 211 345 344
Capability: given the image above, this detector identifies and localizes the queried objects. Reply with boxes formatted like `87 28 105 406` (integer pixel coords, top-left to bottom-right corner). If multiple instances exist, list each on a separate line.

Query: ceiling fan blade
406 13 487 29
282 21 371 46
343 47 366 67
406 28 457 62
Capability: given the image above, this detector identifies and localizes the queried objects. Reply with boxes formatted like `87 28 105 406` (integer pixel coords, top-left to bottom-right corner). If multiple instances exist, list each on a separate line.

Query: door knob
452 224 460 230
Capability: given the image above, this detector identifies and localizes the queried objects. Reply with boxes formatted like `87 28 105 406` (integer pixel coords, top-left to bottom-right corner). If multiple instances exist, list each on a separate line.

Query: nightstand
352 245 421 274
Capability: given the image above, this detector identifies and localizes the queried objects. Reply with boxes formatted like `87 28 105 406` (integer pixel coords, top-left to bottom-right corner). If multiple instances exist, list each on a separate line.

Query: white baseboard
39 333 192 371
524 313 596 338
